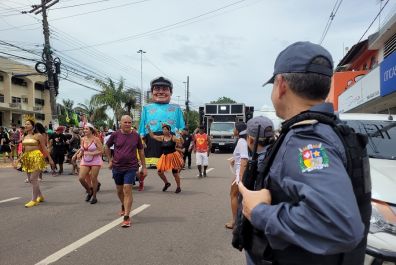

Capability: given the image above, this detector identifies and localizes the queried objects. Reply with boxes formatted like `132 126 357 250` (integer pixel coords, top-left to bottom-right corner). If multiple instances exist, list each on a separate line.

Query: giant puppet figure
138 77 185 166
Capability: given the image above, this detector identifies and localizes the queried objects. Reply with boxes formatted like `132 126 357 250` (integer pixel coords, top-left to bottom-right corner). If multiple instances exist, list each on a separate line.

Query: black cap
235 122 247 135
150 76 173 91
263 41 334 86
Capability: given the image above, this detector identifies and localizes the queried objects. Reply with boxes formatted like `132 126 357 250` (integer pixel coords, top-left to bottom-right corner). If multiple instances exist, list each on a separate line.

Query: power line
319 0 343 45
50 0 136 10
356 0 390 44
60 0 248 51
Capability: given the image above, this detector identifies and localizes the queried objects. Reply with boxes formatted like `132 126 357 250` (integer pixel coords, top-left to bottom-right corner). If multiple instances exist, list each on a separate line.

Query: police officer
238 42 368 264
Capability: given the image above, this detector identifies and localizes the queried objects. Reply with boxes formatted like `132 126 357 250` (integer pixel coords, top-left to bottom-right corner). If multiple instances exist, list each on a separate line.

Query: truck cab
199 103 254 153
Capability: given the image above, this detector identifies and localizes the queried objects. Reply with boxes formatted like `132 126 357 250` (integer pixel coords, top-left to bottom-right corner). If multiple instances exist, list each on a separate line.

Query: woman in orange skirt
146 124 184 193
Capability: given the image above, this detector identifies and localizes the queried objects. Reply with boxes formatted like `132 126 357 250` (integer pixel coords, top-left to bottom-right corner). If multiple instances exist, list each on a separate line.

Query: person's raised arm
146 124 163 142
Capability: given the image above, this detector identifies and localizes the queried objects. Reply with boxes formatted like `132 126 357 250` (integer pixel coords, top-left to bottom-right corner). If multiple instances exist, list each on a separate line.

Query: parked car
339 113 396 265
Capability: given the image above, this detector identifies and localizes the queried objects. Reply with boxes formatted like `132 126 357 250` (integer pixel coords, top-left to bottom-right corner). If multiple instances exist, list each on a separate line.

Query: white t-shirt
104 134 114 150
233 138 249 182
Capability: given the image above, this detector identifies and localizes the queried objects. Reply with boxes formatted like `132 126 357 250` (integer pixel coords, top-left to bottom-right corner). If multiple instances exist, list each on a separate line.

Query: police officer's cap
263 41 334 86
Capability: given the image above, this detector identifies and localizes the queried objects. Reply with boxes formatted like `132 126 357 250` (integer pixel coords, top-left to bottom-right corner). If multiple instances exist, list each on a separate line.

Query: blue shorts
112 169 136 185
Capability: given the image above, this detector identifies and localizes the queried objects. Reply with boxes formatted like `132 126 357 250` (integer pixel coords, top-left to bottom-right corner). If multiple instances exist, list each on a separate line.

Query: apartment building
0 57 51 127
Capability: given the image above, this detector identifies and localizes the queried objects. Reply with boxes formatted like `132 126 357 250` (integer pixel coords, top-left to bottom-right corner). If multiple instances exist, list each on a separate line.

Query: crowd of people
5 42 372 264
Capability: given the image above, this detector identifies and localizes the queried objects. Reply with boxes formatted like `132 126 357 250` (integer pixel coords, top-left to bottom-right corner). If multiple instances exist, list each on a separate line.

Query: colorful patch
298 143 329 173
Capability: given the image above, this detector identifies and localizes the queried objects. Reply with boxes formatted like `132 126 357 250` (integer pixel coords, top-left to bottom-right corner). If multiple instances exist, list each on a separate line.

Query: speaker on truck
245 106 254 122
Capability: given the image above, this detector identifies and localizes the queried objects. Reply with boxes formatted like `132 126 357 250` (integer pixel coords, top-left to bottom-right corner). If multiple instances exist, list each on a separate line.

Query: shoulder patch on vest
298 143 329 173
290 119 318 128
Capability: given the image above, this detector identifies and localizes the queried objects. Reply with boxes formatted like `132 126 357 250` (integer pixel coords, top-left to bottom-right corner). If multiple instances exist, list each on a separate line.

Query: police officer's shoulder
290 119 318 134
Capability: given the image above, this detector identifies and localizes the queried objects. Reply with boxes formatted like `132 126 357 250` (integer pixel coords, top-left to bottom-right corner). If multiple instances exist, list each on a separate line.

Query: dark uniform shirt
182 134 192 150
250 103 364 255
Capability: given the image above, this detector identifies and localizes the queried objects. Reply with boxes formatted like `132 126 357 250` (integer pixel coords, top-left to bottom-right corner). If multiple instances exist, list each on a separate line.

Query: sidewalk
0 161 13 169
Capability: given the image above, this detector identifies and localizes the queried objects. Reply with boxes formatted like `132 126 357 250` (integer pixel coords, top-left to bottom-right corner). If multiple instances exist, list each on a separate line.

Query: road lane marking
196 167 214 177
0 197 21 204
35 204 150 265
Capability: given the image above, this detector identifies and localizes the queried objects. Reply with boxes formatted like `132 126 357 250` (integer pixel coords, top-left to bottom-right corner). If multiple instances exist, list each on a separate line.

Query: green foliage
75 98 108 128
184 110 199 133
210 97 237 104
92 77 139 128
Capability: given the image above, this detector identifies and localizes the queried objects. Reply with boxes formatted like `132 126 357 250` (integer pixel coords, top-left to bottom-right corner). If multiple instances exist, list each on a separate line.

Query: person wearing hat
49 126 68 175
237 42 368 264
225 122 249 230
138 76 185 171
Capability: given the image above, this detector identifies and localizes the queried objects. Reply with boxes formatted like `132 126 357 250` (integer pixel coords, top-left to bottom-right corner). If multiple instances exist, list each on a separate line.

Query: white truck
198 103 254 152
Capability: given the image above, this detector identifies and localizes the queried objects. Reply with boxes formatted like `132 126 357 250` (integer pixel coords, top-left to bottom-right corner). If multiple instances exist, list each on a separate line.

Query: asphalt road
0 153 245 265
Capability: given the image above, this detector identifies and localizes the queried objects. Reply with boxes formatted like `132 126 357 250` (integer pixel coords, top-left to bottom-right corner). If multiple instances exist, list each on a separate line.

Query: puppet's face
152 86 171 103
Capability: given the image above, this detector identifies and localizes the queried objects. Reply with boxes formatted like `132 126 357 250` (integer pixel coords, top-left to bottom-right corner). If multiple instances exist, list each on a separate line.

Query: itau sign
381 51 396 96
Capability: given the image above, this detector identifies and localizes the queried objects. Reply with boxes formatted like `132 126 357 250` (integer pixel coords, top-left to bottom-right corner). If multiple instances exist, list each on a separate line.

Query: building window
35 98 45 105
0 75 3 82
0 94 4 103
11 77 27 87
12 96 21 103
35 113 45 120
35 83 45 91
22 98 28 104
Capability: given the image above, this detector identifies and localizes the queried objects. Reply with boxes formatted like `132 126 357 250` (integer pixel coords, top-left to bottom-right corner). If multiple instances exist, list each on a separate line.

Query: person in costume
16 118 55 208
138 77 185 168
78 123 103 204
146 123 184 193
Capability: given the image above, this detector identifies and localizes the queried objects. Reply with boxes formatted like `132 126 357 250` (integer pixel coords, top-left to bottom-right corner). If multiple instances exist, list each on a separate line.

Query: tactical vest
250 111 372 265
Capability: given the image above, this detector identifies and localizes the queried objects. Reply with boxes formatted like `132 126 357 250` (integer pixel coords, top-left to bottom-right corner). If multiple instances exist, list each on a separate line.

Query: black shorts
0 145 11 153
52 153 65 164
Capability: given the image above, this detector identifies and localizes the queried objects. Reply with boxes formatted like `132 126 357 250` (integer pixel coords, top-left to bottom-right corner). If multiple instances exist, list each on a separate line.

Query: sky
1 0 396 114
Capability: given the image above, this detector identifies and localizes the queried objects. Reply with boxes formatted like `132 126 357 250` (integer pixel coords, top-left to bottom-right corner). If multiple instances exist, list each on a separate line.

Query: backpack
234 110 372 264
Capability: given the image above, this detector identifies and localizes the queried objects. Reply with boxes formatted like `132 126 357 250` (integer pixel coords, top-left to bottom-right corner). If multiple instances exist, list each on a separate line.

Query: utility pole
185 76 190 128
137 49 146 114
27 0 59 123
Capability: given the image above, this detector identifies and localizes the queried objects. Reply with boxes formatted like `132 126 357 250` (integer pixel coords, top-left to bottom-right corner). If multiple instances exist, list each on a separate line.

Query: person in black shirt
181 128 192 169
49 126 68 175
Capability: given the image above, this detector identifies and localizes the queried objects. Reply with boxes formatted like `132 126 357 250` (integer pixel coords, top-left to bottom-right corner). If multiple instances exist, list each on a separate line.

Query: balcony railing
9 103 22 109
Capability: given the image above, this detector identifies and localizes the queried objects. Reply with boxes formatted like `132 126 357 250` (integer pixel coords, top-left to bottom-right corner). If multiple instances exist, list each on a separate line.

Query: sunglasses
153 86 170 91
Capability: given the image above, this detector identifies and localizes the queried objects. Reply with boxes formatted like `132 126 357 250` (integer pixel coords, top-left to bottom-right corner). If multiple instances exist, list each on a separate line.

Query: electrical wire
60 0 248 51
319 0 343 45
356 0 390 44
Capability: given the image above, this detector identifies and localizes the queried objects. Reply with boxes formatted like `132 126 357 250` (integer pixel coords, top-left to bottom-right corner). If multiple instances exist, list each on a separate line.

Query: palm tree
62 99 74 111
123 88 138 114
75 98 108 126
92 77 139 127
92 77 125 125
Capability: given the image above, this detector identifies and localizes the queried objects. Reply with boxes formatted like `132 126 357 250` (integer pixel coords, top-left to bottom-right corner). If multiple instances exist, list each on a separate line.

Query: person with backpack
236 42 371 265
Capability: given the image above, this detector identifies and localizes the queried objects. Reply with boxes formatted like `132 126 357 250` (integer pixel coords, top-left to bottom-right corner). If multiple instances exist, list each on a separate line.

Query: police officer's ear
247 135 255 146
274 74 288 99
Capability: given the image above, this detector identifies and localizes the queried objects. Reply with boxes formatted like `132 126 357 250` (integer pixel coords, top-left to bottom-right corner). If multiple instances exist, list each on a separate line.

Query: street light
137 49 146 113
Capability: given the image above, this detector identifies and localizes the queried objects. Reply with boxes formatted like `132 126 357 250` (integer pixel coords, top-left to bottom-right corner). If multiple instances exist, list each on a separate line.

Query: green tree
58 99 75 126
92 78 125 126
123 88 138 115
210 97 237 104
184 110 199 133
92 77 139 127
75 98 108 128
